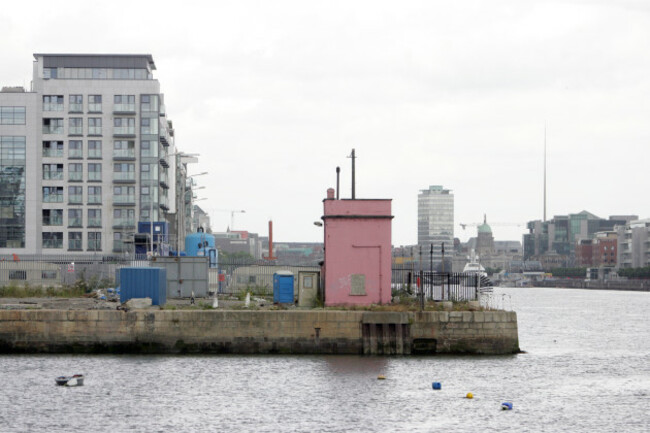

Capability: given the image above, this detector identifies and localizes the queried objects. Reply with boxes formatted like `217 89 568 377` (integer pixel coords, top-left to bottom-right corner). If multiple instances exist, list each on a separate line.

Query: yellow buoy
466 392 474 399
377 375 386 380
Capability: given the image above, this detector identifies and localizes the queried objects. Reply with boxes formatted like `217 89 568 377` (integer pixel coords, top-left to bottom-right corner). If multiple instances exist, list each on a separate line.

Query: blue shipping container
273 272 294 304
120 267 167 306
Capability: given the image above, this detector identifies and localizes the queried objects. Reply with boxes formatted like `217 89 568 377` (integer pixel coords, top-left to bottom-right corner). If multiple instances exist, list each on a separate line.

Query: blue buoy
501 402 513 410
432 382 442 390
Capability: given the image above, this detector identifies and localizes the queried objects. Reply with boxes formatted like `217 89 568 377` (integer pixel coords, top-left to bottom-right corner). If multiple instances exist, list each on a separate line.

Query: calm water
1 287 649 432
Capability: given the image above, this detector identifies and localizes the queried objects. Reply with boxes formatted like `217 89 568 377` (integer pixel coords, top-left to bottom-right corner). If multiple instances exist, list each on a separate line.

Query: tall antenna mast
544 122 546 221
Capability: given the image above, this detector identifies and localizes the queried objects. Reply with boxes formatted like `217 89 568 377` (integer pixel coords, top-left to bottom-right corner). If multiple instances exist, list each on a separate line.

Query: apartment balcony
113 127 136 137
113 195 136 206
113 219 136 229
113 173 136 183
113 149 136 161
113 104 136 114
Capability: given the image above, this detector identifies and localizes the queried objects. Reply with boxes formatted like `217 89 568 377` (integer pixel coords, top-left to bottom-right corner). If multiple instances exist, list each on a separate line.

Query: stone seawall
0 309 519 355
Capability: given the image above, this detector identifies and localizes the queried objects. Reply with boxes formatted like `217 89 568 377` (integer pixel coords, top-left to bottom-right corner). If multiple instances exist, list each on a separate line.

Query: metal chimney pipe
336 166 340 200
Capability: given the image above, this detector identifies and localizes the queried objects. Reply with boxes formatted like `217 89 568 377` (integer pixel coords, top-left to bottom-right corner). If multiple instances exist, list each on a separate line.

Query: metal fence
392 265 491 302
0 254 149 289
216 258 320 296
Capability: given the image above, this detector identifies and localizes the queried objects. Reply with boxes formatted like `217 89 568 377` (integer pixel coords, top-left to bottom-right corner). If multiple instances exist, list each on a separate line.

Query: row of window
43 94 156 113
6 270 57 281
0 107 26 125
44 67 151 81
41 161 159 180
43 163 102 181
43 232 101 250
41 185 152 204
42 139 158 158
42 116 159 136
42 208 136 227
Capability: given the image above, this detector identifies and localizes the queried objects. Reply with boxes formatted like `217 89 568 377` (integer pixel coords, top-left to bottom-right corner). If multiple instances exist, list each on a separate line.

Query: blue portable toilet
273 271 294 304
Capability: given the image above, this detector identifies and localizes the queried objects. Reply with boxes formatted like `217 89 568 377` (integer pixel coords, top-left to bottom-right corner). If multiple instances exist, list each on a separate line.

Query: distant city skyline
2 1 649 245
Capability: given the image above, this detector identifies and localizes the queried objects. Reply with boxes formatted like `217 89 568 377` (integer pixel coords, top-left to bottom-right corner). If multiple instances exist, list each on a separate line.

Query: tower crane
212 209 246 231
459 215 523 230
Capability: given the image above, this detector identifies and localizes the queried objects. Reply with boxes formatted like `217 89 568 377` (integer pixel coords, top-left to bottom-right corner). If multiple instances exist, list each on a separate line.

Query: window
88 232 101 251
141 95 159 112
69 95 83 113
68 140 82 158
88 186 102 204
88 118 102 135
43 187 63 203
113 185 135 204
114 95 135 112
42 209 63 226
113 208 135 227
42 270 58 280
68 163 82 181
42 141 64 157
88 163 102 181
43 95 64 112
43 164 64 180
140 117 158 135
43 118 64 134
9 270 26 280
68 209 82 227
43 232 63 249
69 117 83 135
0 106 26 124
88 140 102 158
88 95 102 112
68 232 82 251
113 163 135 181
113 140 135 158
140 163 158 181
113 117 135 135
43 67 59 79
68 186 82 204
140 140 158 157
88 209 102 227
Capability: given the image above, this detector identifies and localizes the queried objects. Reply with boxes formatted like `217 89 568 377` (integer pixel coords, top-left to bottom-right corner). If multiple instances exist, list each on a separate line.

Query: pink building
322 189 393 306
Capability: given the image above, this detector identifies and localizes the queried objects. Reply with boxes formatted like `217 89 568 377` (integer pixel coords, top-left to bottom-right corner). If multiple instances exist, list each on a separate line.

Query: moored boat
55 374 84 386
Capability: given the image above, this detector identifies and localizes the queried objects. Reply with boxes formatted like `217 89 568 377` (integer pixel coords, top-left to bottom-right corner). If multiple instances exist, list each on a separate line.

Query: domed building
476 215 494 259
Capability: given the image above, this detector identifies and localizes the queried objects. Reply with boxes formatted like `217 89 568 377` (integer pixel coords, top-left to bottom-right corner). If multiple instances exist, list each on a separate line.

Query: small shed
120 267 167 305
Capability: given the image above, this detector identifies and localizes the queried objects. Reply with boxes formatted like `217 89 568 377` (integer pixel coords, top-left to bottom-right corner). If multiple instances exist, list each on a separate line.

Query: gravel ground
0 295 280 310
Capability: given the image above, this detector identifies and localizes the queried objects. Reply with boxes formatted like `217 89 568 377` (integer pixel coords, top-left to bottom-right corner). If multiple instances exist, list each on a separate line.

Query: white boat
462 252 493 292
55 374 84 387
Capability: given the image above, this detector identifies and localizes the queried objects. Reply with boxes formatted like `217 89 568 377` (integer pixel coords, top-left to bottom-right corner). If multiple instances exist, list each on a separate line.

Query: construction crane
459 215 523 230
212 209 246 231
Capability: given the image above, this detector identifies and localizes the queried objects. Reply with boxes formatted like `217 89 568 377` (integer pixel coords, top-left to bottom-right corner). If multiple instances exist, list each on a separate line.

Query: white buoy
245 292 250 308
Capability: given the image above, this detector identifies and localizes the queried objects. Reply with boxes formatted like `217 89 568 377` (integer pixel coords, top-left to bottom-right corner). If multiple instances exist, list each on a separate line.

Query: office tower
417 185 454 266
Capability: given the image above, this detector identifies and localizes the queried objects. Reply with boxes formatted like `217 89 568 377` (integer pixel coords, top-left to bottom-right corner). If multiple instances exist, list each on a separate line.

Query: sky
2 0 649 245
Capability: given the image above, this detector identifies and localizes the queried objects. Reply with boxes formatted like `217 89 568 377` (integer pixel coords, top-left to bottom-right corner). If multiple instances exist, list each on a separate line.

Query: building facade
417 185 453 266
617 219 650 269
523 211 636 267
0 54 193 256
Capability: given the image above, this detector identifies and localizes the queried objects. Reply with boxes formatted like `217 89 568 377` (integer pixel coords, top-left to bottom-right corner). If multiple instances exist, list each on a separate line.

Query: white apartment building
0 54 188 256
417 185 454 265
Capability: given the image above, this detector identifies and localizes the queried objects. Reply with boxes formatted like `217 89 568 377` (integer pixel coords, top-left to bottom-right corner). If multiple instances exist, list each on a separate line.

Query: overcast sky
2 0 649 245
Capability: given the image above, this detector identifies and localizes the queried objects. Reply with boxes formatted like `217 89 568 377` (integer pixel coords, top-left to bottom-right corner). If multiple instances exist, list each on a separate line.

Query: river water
1 287 649 432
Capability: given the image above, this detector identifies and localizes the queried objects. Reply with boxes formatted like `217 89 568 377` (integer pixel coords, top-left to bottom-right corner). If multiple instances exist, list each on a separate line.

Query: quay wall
0 310 519 355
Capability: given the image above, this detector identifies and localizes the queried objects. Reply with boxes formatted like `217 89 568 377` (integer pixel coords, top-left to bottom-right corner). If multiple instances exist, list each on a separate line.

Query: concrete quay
0 309 519 356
